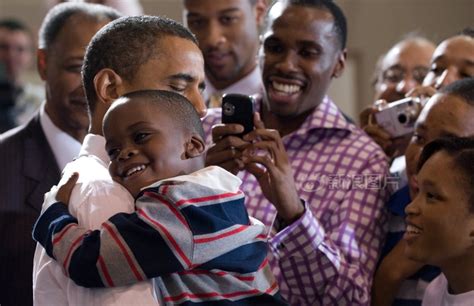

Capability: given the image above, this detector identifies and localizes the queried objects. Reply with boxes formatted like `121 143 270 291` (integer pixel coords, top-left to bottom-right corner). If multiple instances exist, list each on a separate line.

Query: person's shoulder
422 274 446 306
0 115 47 154
64 155 114 186
0 118 34 146
65 156 130 205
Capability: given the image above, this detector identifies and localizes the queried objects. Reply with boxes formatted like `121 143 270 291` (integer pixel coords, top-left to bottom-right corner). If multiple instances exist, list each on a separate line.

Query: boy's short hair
112 89 205 139
82 15 198 112
38 2 121 50
439 77 474 106
417 136 474 212
265 0 347 49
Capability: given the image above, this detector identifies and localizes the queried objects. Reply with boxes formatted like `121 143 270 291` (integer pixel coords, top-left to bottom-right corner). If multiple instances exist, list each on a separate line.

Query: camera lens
223 102 235 116
398 113 408 124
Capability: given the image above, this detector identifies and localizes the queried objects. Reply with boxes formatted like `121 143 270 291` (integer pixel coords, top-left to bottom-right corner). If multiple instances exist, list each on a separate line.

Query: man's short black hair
440 78 474 106
108 90 205 140
459 27 474 38
266 0 347 50
82 15 198 113
0 18 30 33
417 136 474 212
38 2 121 49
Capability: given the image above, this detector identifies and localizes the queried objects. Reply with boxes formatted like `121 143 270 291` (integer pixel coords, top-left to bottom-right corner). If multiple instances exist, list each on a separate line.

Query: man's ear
254 0 268 27
94 68 124 105
37 49 47 81
184 134 205 159
332 48 347 79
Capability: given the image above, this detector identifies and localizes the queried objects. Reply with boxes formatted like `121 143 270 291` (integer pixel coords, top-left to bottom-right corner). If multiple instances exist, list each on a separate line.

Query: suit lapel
22 115 60 212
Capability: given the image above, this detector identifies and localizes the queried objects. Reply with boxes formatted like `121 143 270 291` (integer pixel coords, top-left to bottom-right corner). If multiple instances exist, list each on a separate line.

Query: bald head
374 37 435 102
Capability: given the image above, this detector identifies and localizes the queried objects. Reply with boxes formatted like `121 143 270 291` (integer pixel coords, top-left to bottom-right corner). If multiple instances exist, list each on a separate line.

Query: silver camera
374 97 421 138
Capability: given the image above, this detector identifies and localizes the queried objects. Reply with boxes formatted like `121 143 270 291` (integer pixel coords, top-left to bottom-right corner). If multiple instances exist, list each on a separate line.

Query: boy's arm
33 201 190 288
33 183 264 288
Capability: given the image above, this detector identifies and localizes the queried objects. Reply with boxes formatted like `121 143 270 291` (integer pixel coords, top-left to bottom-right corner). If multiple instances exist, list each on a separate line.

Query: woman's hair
417 136 474 212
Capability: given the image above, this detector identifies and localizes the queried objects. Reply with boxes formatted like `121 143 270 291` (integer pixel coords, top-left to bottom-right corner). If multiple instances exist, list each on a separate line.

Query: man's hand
407 85 437 102
206 123 250 174
360 101 397 157
359 100 412 159
241 113 303 223
55 172 79 206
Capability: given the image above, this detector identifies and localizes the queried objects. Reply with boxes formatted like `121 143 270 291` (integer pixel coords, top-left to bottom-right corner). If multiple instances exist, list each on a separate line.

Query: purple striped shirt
202 96 390 305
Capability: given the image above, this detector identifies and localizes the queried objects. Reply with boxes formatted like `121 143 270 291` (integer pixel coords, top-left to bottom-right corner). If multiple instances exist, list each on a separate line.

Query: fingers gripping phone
221 93 255 137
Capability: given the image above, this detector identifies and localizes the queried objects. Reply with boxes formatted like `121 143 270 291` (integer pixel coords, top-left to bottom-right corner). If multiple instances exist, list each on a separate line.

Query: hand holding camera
360 97 423 159
374 97 422 138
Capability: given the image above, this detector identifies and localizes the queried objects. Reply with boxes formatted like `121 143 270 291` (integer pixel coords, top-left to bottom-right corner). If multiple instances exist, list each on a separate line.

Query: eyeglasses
382 66 429 84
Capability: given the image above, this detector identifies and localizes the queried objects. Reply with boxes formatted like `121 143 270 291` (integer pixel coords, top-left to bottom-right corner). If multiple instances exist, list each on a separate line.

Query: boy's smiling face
404 151 474 267
104 98 190 197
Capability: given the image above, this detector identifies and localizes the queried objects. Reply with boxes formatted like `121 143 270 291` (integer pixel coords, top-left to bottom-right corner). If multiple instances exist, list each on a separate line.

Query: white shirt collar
39 104 82 171
203 65 263 101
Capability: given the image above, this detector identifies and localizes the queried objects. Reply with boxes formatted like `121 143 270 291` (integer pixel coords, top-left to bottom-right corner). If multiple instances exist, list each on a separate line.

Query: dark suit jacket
0 114 60 306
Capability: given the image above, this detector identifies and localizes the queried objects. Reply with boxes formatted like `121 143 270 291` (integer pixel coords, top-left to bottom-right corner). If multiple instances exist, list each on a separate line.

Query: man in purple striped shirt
203 0 390 305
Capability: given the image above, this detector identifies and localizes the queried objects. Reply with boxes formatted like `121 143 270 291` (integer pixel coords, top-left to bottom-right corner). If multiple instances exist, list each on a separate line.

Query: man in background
0 19 44 131
372 36 435 103
203 0 390 304
360 36 435 178
183 0 267 107
0 3 120 305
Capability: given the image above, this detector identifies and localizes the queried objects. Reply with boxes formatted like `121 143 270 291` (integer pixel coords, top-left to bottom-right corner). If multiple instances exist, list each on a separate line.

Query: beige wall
1 0 472 119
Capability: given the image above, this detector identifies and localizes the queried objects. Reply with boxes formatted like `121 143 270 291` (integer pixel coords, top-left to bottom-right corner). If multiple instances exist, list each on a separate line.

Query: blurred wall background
1 0 472 120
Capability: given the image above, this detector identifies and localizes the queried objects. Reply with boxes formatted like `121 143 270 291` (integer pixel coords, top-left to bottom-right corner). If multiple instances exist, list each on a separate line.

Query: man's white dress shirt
33 134 156 306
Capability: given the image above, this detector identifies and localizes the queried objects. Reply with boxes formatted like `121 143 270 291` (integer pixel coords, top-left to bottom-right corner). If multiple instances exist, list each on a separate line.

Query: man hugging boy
33 90 287 305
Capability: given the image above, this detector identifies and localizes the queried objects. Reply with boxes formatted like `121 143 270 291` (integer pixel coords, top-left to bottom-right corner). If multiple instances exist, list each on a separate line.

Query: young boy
33 90 287 305
404 136 474 306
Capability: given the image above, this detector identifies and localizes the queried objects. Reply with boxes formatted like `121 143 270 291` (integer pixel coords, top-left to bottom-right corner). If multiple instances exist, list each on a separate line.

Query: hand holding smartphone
221 93 255 137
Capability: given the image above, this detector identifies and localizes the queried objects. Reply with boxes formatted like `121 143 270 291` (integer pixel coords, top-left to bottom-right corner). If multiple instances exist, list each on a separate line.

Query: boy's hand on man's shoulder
55 172 79 206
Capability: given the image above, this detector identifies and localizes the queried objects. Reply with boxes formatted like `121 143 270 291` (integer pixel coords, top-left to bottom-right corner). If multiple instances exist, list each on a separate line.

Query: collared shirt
202 96 390 305
32 134 156 306
422 274 474 306
203 65 263 106
39 104 81 171
390 155 408 190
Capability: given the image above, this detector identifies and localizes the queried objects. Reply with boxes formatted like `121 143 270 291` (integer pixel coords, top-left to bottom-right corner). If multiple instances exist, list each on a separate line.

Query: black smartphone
221 93 255 137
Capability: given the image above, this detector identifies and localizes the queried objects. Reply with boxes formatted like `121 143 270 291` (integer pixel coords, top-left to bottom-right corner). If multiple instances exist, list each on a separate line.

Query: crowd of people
0 0 473 305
